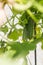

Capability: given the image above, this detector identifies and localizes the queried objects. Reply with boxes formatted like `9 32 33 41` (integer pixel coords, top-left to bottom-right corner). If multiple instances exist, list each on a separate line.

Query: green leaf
7 39 40 58
0 47 7 54
18 29 23 36
8 30 19 40
8 29 22 40
19 11 29 26
0 41 7 54
9 42 29 58
2 35 43 58
36 26 42 38
0 26 8 34
0 48 4 54
36 0 43 5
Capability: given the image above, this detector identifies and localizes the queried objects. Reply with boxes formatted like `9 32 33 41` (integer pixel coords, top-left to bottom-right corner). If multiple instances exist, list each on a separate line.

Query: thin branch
0 15 14 28
28 57 32 65
27 10 38 24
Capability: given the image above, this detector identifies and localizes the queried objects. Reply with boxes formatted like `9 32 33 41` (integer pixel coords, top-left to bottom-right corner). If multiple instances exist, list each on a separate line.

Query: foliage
0 0 43 65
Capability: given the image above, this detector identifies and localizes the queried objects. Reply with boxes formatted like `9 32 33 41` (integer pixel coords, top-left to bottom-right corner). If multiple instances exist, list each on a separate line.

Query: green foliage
0 26 8 34
6 35 43 58
0 41 7 54
8 29 22 40
19 11 29 26
0 0 43 64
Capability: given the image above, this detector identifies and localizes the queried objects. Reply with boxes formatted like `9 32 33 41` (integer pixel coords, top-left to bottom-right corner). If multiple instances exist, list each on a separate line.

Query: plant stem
34 22 37 65
35 49 37 65
34 1 43 13
0 15 14 28
28 57 32 65
27 10 38 24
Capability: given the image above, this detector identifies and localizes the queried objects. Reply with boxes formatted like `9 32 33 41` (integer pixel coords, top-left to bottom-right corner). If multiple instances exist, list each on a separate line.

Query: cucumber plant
0 0 43 65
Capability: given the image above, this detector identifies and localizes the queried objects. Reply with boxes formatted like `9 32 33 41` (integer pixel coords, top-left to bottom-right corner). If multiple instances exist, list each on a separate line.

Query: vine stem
35 49 37 65
27 10 38 24
34 1 43 13
34 22 37 65
28 57 32 65
0 15 14 28
22 57 32 65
